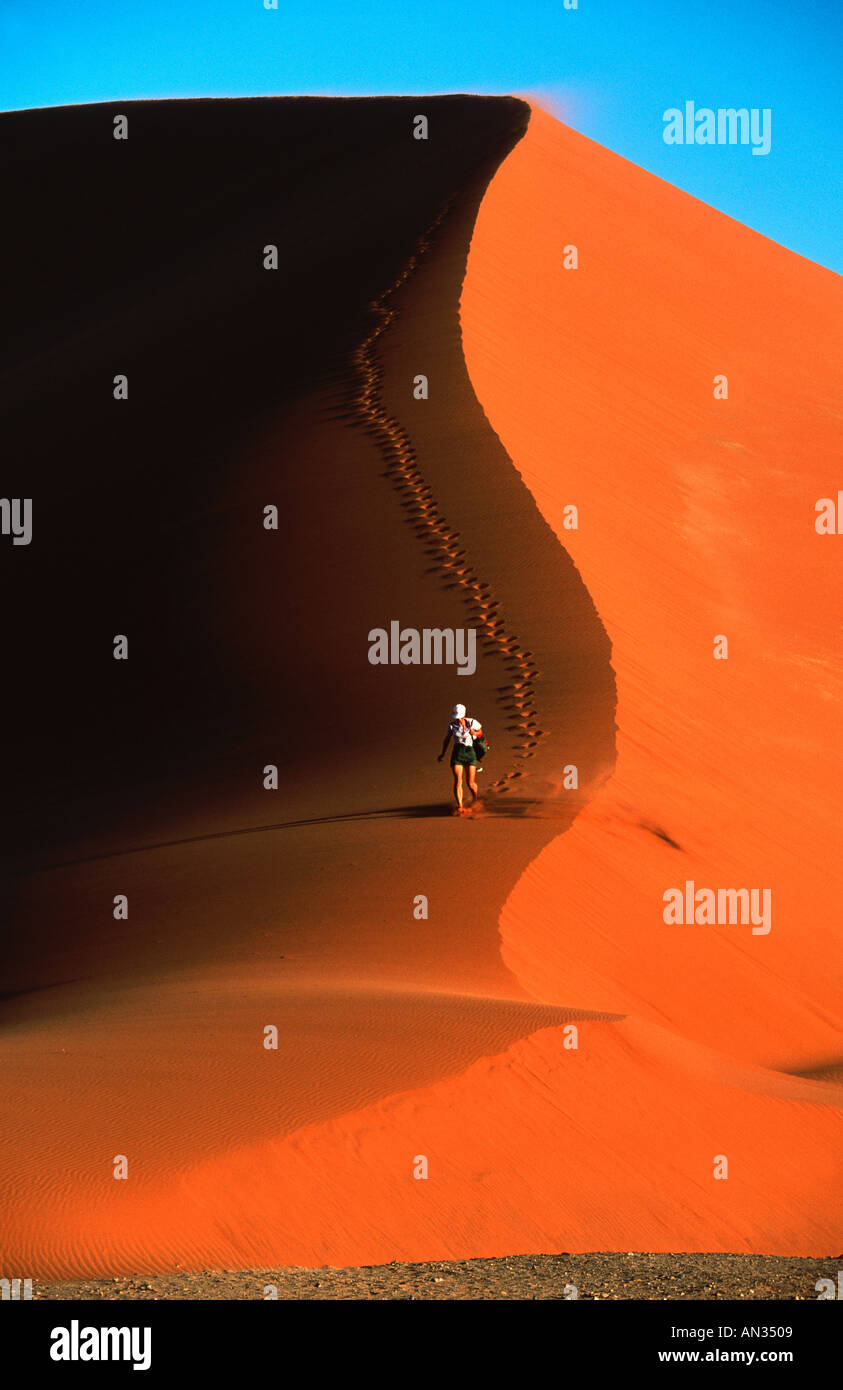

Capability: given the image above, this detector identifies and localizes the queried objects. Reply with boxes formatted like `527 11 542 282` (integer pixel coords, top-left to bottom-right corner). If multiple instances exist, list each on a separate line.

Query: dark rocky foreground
32 1252 840 1301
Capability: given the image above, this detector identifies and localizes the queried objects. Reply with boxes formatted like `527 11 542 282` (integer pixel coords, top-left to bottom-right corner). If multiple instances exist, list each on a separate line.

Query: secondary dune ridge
1 97 840 1279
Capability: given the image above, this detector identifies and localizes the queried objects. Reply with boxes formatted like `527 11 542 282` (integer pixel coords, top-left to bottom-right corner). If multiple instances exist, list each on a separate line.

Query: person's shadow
28 798 561 872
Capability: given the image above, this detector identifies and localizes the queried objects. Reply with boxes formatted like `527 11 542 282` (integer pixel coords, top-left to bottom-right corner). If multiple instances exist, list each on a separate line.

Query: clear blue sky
2 0 840 271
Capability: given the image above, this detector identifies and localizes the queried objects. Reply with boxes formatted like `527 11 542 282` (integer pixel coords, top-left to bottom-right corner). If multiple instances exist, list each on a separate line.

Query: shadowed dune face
0 94 615 851
0 95 535 863
0 96 619 1277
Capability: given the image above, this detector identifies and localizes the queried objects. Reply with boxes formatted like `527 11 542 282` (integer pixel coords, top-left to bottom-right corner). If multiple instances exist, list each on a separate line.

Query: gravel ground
30 1252 841 1300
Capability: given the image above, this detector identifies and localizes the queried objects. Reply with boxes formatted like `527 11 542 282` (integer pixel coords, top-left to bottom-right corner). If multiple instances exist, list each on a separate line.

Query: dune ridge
346 204 546 795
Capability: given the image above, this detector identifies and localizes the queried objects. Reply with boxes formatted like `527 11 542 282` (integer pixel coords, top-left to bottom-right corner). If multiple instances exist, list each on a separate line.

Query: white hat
452 704 466 718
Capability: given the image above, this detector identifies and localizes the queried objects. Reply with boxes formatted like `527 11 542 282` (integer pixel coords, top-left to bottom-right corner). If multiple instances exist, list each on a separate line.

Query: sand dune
462 107 843 1072
0 97 840 1280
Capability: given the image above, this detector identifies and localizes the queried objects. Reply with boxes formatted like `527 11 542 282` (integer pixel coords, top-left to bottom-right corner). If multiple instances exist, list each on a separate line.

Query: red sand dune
463 106 843 1072
1 99 840 1278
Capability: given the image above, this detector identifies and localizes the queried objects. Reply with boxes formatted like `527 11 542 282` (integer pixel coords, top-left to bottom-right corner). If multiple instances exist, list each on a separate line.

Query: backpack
472 735 489 762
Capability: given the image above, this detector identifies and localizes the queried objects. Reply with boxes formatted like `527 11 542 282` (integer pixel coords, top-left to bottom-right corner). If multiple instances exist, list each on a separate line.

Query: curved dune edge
346 202 546 794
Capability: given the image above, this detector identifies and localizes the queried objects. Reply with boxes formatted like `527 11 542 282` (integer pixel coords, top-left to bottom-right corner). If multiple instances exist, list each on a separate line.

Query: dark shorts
451 744 477 767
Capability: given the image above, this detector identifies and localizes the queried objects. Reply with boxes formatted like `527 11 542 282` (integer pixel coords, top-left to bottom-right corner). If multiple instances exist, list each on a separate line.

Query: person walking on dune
438 703 484 814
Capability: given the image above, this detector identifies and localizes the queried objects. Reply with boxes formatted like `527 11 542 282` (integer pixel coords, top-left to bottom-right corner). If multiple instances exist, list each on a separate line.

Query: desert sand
0 96 840 1283
32 1252 840 1301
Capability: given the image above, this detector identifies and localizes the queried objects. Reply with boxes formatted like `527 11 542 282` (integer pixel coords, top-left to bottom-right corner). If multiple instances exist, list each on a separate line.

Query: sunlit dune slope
462 105 843 1073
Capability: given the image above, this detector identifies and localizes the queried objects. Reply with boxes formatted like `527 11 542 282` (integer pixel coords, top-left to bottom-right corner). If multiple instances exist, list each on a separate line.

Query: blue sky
2 0 840 271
